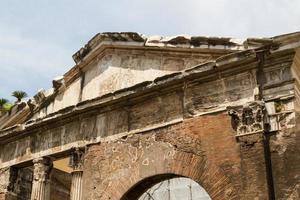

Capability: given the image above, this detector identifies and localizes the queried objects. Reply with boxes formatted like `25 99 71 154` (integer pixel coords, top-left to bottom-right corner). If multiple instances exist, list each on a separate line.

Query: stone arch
101 150 239 200
82 126 241 200
121 173 181 199
121 174 213 200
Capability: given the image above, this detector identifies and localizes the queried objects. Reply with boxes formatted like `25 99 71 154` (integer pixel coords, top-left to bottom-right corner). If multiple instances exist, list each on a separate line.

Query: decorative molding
31 157 52 200
32 157 53 182
227 101 266 137
69 148 85 172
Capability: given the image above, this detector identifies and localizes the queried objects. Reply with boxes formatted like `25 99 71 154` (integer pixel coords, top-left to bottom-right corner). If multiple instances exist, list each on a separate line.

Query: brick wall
82 112 271 200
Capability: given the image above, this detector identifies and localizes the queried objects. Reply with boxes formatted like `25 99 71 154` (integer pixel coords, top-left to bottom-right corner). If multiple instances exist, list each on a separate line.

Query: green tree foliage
3 103 13 112
1 90 28 117
12 90 28 102
0 98 9 115
0 98 8 107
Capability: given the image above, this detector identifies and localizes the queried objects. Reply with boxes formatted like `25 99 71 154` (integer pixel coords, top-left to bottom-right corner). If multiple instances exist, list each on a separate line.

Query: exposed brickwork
1 32 300 200
82 112 271 199
238 134 269 199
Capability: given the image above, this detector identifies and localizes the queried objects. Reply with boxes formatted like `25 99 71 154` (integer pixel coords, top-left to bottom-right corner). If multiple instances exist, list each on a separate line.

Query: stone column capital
227 101 267 137
69 148 85 200
31 157 52 200
32 157 53 182
69 148 85 172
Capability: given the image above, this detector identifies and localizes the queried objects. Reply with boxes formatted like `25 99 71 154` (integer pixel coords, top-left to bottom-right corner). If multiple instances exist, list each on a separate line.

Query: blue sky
1 0 300 101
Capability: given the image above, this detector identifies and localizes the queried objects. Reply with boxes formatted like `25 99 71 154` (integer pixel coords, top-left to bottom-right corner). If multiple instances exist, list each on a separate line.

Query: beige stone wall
0 68 258 169
53 78 81 112
32 78 82 119
31 49 217 118
1 38 300 199
81 50 213 101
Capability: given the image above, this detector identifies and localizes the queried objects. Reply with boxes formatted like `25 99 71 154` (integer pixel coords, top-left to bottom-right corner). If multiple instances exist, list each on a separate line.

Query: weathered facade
0 32 300 200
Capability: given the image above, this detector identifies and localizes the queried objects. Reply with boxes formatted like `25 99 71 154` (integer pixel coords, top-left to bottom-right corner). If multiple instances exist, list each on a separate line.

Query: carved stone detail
52 76 65 91
69 148 85 172
227 101 266 136
32 157 52 182
31 157 52 200
69 148 85 200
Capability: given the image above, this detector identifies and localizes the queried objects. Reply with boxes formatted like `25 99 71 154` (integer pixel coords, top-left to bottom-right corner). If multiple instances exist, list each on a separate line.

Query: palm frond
12 91 28 101
0 98 8 107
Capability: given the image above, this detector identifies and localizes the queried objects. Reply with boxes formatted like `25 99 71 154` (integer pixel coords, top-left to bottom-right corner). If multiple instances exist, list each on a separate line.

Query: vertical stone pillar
69 148 84 200
0 167 17 200
31 157 52 200
228 101 271 199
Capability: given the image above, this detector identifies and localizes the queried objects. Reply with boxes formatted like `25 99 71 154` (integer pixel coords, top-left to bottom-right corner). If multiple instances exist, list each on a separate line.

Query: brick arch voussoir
107 149 239 200
170 151 239 200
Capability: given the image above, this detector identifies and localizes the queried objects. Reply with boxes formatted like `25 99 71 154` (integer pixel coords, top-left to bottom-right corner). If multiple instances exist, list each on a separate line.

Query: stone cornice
71 32 243 65
0 32 299 140
72 32 300 65
41 32 300 110
0 48 271 142
0 43 299 169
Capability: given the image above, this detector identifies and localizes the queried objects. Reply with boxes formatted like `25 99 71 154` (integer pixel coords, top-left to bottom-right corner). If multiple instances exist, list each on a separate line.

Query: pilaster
30 157 52 200
69 148 85 200
228 101 272 199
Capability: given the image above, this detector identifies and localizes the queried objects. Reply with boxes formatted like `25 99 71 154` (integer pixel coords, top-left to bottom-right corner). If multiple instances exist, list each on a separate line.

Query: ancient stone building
0 32 300 200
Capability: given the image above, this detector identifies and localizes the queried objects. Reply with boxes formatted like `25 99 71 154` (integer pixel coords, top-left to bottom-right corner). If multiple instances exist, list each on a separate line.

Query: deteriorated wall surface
0 32 300 200
82 113 270 200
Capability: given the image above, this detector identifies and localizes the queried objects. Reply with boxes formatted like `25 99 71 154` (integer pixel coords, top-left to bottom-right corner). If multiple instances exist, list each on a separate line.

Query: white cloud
0 30 74 99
